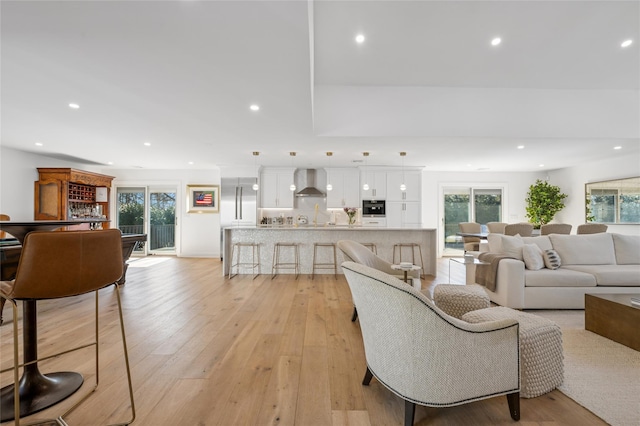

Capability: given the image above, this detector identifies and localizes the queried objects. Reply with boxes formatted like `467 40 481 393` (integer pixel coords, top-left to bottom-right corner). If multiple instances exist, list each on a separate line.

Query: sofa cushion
523 244 545 270
549 233 616 265
612 234 640 265
562 265 640 286
542 249 561 270
522 236 553 251
524 268 597 288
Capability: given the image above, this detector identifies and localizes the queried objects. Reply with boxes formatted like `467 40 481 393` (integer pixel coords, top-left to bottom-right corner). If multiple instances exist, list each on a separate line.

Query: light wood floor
1 256 606 425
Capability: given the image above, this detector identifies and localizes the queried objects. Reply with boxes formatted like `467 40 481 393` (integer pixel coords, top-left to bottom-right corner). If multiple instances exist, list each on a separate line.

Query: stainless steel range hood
295 169 325 197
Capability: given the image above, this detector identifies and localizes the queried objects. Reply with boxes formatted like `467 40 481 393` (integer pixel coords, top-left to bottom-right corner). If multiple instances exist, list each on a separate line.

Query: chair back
504 223 533 236
458 222 481 251
540 223 572 235
341 261 519 406
8 229 123 300
0 214 10 239
486 222 507 234
576 223 608 234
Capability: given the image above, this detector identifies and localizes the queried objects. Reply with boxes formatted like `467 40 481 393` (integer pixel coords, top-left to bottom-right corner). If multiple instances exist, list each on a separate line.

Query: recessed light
107 161 114 165
250 104 260 111
491 37 502 46
35 142 43 147
188 161 194 165
68 103 80 109
517 145 525 149
144 142 151 146
539 164 545 167
355 34 365 44
614 146 622 150
621 39 633 48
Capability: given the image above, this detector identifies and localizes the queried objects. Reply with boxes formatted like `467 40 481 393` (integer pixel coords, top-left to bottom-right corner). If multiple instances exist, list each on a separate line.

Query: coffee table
585 293 640 351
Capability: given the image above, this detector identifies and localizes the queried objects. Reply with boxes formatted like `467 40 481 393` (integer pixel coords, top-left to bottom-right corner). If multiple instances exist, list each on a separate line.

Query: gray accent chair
337 240 421 321
504 222 534 236
341 262 521 426
540 223 572 235
577 223 608 234
458 222 481 251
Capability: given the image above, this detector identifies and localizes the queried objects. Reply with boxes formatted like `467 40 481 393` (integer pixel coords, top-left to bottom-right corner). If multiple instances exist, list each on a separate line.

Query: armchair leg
351 306 358 322
362 366 373 385
506 392 520 421
404 400 416 426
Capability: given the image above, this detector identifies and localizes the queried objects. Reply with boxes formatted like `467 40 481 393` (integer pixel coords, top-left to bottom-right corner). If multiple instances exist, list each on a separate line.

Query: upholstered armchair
504 222 534 236
540 223 572 235
341 262 521 426
486 221 507 234
458 222 481 251
337 240 421 321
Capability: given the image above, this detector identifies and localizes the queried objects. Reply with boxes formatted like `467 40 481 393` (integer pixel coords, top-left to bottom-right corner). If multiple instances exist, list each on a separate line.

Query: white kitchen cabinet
260 168 295 208
386 170 422 202
386 201 421 228
361 217 387 227
326 168 360 208
360 170 386 199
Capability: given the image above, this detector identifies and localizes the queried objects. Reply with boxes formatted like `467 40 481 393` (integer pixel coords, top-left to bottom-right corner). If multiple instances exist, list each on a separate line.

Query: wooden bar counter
223 226 437 277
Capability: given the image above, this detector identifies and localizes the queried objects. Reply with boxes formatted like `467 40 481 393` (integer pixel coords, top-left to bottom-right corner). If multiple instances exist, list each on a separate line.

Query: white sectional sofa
479 232 640 309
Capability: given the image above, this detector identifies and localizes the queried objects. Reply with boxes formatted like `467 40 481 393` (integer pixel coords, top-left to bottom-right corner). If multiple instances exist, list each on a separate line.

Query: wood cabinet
325 168 360 208
34 168 114 225
260 168 295 208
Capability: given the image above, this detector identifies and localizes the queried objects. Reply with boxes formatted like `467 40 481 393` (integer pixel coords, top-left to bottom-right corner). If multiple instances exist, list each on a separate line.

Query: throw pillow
523 244 545 270
500 235 524 260
543 249 562 270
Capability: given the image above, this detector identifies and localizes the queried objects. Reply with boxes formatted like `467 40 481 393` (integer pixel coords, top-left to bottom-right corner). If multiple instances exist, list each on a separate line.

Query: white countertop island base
223 227 437 277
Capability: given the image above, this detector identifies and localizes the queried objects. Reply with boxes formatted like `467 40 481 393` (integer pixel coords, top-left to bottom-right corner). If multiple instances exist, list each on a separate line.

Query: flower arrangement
344 207 358 225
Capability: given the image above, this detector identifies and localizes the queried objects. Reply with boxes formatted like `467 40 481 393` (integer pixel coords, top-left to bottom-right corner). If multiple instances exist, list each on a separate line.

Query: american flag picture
195 191 213 206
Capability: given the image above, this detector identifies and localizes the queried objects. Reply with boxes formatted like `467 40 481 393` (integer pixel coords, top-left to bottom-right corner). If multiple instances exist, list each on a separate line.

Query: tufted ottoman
462 307 564 398
433 284 491 319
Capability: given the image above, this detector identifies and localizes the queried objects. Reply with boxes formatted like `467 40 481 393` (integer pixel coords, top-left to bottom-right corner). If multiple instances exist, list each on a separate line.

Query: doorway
116 186 177 255
441 186 504 256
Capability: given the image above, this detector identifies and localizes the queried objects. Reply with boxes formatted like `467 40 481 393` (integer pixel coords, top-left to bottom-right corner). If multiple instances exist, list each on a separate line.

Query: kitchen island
222 226 437 277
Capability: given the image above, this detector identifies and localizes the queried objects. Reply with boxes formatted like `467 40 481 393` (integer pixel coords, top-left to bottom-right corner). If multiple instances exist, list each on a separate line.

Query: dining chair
576 223 608 234
341 261 521 426
458 222 481 252
540 223 572 235
486 221 507 234
0 229 135 425
504 222 534 237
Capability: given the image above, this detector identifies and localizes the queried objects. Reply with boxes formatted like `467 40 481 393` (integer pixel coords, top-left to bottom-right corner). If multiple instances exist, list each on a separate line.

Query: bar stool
361 243 377 254
312 242 337 279
393 243 424 278
272 242 299 279
228 242 261 279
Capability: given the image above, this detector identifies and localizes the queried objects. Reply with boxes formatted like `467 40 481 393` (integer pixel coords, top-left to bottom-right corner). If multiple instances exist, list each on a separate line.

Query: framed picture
186 185 219 213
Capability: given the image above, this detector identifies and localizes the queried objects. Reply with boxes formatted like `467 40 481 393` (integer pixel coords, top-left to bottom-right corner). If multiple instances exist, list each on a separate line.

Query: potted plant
525 179 568 228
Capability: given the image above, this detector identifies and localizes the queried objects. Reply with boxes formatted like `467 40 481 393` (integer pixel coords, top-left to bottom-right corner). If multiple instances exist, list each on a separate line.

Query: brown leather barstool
228 242 261 279
0 229 135 425
272 242 299 279
312 242 337 279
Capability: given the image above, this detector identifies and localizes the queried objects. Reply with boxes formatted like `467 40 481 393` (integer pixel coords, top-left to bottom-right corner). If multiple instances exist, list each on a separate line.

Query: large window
586 177 640 224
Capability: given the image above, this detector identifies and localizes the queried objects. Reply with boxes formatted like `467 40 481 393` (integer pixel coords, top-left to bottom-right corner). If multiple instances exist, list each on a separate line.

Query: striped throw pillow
543 249 562 270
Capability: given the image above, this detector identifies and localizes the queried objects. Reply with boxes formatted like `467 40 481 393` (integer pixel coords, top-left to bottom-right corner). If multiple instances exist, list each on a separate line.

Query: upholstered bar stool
228 242 261 279
312 242 337 279
392 243 424 277
272 242 299 279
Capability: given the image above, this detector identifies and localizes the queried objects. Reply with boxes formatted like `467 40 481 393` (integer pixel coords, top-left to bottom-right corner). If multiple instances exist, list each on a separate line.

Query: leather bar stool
312 242 337 279
393 243 425 278
228 242 261 279
272 242 299 279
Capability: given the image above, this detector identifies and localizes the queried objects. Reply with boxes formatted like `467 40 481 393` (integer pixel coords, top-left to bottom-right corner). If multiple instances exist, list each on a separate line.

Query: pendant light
362 152 370 191
326 152 333 191
399 151 407 192
252 152 260 191
289 152 297 191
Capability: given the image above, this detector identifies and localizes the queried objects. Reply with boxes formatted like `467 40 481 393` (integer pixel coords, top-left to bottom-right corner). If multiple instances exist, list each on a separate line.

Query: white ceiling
1 0 639 172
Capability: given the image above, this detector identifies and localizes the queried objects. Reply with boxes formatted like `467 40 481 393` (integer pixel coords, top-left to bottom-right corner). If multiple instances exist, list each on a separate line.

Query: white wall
549 154 640 236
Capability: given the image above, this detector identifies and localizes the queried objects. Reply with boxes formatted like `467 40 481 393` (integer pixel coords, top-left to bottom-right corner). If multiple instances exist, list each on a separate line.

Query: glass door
116 186 177 255
442 186 503 256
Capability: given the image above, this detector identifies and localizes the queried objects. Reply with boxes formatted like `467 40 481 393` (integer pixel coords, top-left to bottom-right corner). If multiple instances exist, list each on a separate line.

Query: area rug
531 310 640 426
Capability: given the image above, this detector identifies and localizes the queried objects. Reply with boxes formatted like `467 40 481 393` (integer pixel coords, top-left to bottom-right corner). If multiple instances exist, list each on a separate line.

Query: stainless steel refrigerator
220 177 258 258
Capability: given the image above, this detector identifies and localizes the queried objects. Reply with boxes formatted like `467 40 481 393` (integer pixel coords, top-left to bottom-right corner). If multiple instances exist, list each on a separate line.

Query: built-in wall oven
362 199 385 216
